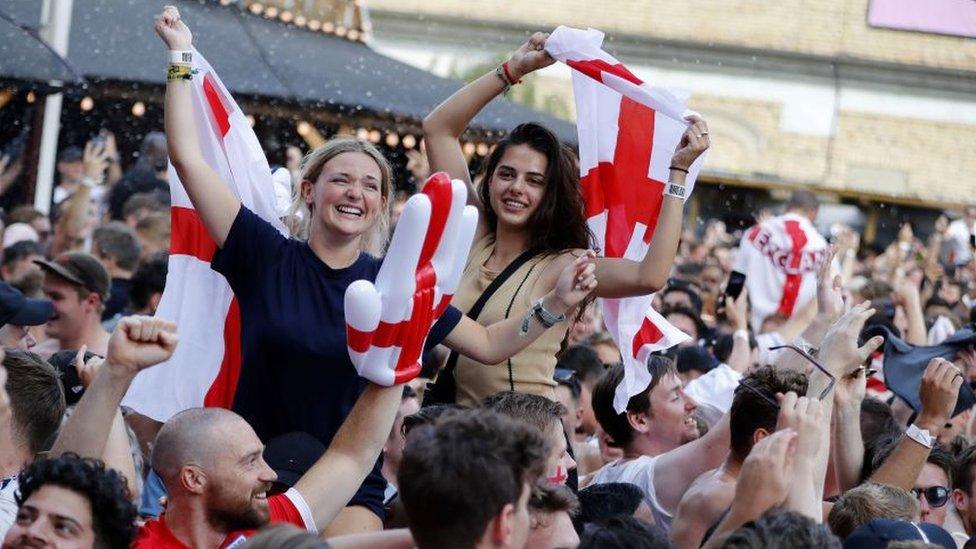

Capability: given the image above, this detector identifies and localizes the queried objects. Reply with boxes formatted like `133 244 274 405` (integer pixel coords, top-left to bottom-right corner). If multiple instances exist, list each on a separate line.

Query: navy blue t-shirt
212 207 461 515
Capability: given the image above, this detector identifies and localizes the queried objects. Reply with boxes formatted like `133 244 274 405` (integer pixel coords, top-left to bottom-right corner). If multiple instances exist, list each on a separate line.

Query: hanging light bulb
402 134 417 149
368 129 381 143
248 2 263 15
131 101 146 117
79 96 94 112
462 142 476 155
384 133 399 147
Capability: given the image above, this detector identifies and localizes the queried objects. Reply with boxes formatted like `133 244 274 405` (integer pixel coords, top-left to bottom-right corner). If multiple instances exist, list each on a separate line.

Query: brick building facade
363 0 976 240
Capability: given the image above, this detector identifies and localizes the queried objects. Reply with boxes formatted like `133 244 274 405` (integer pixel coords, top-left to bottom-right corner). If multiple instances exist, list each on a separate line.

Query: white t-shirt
735 213 828 331
755 331 786 366
947 218 975 265
0 477 19 540
590 455 673 533
684 363 741 423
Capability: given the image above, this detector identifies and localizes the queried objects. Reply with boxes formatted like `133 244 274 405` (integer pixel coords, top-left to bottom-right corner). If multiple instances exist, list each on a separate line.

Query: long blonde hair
287 137 393 255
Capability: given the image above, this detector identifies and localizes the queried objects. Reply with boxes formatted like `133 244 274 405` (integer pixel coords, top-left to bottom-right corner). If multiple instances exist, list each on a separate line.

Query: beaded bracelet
501 61 521 86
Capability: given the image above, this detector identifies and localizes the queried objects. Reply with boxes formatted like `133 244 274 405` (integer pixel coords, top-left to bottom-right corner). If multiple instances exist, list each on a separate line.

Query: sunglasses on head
736 377 780 409
911 486 950 508
768 344 836 401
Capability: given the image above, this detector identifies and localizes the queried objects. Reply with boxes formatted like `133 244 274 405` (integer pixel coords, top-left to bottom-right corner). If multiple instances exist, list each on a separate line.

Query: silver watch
532 298 566 328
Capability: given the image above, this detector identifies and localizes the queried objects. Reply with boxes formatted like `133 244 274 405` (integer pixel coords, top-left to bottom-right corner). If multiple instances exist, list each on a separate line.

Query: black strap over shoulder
424 247 539 405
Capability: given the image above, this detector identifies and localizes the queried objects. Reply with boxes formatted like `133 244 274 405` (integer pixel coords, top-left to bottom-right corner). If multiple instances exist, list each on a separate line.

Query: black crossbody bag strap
424 247 539 405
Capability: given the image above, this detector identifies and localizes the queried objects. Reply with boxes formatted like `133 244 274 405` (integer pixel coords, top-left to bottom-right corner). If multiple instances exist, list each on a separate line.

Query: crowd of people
0 5 974 548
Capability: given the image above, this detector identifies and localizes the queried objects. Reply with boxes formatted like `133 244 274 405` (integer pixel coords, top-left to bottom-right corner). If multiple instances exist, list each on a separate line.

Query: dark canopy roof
0 9 83 86
6 0 576 140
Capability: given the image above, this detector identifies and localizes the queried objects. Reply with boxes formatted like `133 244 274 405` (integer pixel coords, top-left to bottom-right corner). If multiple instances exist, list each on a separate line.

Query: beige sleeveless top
451 235 569 407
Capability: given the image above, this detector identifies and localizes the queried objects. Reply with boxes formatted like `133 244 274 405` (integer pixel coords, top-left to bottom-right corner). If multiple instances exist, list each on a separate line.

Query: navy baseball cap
842 519 955 549
48 349 100 406
0 281 52 327
676 345 718 375
263 432 326 488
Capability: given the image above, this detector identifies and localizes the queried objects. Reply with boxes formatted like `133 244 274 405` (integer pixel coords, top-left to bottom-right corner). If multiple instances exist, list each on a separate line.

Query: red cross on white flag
546 27 705 412
122 49 287 421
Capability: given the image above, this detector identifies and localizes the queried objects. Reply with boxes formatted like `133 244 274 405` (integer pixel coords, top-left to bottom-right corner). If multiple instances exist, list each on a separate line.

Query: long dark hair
478 123 592 253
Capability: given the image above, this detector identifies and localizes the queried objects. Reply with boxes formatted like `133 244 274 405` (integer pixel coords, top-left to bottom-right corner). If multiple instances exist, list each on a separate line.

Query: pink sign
868 0 976 38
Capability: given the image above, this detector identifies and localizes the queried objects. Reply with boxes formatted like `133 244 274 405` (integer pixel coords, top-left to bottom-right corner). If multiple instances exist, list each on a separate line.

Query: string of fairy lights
229 0 371 43
62 93 492 156
19 0 494 158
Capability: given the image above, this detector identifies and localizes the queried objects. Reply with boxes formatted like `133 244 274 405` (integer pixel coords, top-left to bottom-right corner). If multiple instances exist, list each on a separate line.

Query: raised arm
870 358 961 490
155 6 240 246
51 317 178 464
655 411 731 516
725 289 753 373
50 184 92 256
441 252 596 364
776 393 826 521
894 270 927 347
832 368 867 492
292 384 404 531
808 302 884 502
591 117 709 298
702 429 797 549
423 33 554 243
775 248 844 374
70 349 141 502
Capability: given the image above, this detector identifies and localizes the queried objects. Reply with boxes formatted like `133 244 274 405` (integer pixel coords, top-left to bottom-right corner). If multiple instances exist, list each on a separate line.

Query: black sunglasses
911 486 950 508
768 344 837 401
554 368 581 394
554 368 576 382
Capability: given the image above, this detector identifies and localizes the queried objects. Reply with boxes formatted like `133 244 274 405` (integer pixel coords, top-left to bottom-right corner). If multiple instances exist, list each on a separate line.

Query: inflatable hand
345 172 478 385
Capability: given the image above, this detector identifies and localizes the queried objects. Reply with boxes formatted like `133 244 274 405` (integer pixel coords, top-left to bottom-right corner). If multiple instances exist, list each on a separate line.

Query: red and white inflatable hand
344 172 478 386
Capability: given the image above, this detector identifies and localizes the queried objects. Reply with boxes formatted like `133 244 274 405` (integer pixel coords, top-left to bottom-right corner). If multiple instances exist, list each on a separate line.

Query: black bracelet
669 165 689 174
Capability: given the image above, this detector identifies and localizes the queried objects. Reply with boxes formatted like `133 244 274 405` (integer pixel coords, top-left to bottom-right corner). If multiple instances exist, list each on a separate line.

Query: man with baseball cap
0 281 52 350
33 253 111 357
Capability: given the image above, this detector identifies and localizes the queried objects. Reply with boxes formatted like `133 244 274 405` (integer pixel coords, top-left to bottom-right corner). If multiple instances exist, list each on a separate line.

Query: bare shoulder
680 469 736 514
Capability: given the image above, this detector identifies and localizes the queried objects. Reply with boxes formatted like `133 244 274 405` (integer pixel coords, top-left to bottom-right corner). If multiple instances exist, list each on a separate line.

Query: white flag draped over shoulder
734 213 828 331
546 27 704 413
121 49 286 421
